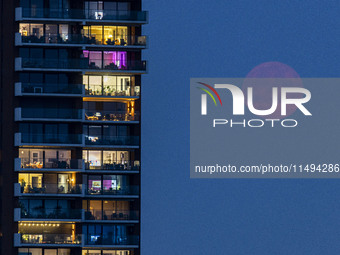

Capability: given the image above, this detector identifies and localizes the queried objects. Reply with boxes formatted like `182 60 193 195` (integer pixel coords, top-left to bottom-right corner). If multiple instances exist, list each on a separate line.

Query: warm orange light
83 97 137 102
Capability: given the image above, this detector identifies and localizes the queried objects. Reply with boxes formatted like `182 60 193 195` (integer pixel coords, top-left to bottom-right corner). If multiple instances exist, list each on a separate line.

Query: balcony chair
105 63 118 70
120 39 127 46
85 211 95 220
58 185 65 193
111 213 117 220
57 161 67 169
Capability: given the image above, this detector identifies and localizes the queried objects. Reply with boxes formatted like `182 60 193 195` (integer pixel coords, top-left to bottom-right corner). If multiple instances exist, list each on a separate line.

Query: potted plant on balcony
106 86 111 96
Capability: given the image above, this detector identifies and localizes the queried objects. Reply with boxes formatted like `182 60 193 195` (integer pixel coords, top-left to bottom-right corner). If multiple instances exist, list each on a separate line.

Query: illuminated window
85 151 102 169
19 173 43 189
104 26 128 45
89 26 103 44
19 23 29 36
82 250 101 255
88 76 102 95
18 248 43 255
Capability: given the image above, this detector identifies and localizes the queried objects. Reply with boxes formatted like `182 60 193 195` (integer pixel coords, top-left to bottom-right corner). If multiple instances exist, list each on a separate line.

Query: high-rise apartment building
0 1 147 255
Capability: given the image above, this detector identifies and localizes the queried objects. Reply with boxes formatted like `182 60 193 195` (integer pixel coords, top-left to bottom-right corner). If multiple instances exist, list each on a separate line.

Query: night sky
141 1 340 254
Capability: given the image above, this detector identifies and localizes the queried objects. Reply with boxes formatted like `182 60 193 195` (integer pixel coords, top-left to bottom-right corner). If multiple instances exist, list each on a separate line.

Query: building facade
0 1 147 255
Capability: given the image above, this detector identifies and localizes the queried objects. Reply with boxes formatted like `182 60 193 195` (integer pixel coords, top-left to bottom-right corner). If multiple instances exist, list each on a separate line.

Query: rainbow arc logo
197 82 222 115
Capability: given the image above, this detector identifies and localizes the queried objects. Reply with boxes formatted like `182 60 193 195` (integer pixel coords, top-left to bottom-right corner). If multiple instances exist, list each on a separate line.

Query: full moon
242 62 303 119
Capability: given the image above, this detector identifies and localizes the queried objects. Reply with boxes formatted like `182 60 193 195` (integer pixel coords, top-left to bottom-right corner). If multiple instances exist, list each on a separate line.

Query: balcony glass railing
85 111 140 121
85 235 139 246
21 208 82 219
20 183 82 194
20 133 83 144
21 234 81 245
21 83 83 94
21 108 83 119
86 185 139 196
85 209 138 221
21 8 148 22
85 160 140 171
21 58 147 71
85 136 139 146
84 235 139 246
85 86 140 97
19 158 82 169
20 33 147 46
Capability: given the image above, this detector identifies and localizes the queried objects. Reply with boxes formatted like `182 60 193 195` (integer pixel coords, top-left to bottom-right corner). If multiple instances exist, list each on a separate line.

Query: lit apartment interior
19 198 80 220
83 75 140 97
19 23 146 46
83 200 138 220
18 222 80 245
18 173 79 194
83 150 140 170
19 149 74 169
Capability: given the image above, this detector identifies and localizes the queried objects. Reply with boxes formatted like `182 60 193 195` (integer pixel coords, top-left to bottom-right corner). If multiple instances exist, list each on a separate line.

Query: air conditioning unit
34 87 43 93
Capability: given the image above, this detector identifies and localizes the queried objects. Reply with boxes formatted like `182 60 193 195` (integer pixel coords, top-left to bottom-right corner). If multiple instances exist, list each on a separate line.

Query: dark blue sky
141 1 340 254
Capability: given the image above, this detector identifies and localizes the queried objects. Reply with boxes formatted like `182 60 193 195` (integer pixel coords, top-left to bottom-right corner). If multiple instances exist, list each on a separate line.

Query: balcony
15 158 85 172
85 185 139 197
14 208 84 222
15 107 85 122
84 235 139 247
16 32 147 49
15 57 147 74
16 7 148 24
14 183 83 197
85 160 140 172
15 132 85 147
85 111 140 122
15 82 84 97
85 136 139 148
14 233 82 247
84 209 138 223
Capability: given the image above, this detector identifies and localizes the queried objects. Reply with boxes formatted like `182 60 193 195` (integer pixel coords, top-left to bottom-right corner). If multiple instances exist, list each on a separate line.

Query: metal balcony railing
85 86 140 97
86 185 139 196
19 107 83 119
18 82 84 95
20 233 82 245
18 32 147 47
16 133 83 145
18 157 83 170
84 209 139 221
84 234 139 246
19 57 147 71
20 208 83 220
85 111 140 121
85 160 140 171
85 135 139 146
18 183 82 195
18 7 148 22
